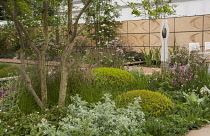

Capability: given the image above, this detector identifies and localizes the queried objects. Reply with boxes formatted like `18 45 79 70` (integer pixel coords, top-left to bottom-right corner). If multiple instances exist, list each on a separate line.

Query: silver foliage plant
35 94 145 136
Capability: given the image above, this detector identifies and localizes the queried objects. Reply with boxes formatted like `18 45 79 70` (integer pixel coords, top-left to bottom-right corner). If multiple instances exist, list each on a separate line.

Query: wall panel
118 14 210 53
127 20 149 33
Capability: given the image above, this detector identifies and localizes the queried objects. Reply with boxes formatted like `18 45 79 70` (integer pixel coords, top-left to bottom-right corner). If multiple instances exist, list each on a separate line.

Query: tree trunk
58 0 73 106
58 0 92 106
39 53 48 107
11 0 45 109
58 57 69 106
39 1 49 108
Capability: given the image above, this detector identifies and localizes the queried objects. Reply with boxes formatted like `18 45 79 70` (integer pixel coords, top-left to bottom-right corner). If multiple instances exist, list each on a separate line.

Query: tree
122 0 176 19
0 0 92 109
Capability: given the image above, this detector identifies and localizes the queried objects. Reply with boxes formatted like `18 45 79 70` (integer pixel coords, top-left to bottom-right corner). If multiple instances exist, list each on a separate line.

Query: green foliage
0 64 19 78
166 44 209 92
43 106 68 129
18 88 40 114
82 0 121 46
17 65 61 113
128 0 177 19
143 49 153 66
183 92 205 106
171 103 210 130
0 111 43 136
116 90 172 116
143 94 210 136
128 2 141 16
33 94 145 136
80 46 125 68
129 70 152 90
0 63 11 69
0 80 19 112
0 23 20 58
146 46 210 92
141 47 161 67
0 107 67 136
143 116 167 136
90 67 135 87
2 70 210 136
1 0 67 60
65 64 133 104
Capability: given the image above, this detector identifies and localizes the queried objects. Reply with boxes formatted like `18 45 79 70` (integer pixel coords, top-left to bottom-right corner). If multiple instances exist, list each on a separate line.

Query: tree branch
62 0 92 58
72 0 92 40
41 1 49 52
68 0 73 34
76 15 91 36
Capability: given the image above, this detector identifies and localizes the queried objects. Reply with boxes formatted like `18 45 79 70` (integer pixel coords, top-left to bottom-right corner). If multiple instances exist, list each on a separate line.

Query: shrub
90 67 135 87
32 94 145 136
116 90 172 116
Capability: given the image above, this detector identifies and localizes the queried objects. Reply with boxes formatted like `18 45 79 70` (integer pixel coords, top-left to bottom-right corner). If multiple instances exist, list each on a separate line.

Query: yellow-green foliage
116 90 172 116
90 67 135 86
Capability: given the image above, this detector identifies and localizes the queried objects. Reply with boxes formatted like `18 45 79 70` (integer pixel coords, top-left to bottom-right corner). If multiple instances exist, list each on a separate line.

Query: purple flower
172 102 177 104
182 83 186 86
0 90 5 98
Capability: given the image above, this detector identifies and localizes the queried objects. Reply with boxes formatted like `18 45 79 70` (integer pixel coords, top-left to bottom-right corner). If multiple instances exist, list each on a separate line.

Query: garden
1 0 210 136
1 40 210 136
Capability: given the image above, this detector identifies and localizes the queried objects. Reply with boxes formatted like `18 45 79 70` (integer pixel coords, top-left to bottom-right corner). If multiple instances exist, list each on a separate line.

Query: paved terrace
0 59 161 74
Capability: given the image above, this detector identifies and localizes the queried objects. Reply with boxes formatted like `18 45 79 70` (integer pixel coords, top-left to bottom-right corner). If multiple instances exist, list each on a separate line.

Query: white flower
101 24 106 27
200 85 210 94
41 118 47 123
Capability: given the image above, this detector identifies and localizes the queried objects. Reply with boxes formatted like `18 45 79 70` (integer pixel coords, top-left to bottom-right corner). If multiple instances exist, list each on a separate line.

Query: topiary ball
116 90 172 116
90 67 135 87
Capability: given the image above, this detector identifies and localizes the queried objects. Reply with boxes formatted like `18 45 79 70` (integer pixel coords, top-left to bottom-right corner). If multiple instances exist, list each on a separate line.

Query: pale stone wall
117 14 210 53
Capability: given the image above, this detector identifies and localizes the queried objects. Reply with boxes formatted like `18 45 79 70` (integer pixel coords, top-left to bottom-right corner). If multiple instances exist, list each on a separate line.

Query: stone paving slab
186 124 210 136
0 58 59 66
124 66 161 74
